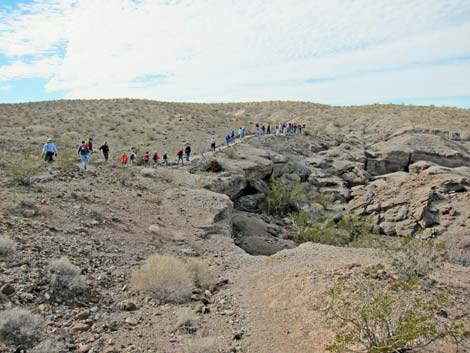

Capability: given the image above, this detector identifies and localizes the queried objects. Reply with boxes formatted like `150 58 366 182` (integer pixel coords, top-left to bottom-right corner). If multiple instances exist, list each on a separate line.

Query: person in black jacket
185 144 191 162
99 142 110 161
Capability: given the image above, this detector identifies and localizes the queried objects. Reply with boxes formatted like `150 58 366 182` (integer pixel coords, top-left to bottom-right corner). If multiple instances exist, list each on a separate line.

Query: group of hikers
119 144 192 167
41 121 305 170
256 122 305 135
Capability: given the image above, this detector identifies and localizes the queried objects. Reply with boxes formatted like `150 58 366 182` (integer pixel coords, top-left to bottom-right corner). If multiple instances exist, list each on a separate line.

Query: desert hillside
0 100 469 353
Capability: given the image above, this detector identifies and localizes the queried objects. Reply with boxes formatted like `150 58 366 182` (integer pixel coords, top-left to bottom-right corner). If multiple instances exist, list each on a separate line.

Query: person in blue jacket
42 138 58 162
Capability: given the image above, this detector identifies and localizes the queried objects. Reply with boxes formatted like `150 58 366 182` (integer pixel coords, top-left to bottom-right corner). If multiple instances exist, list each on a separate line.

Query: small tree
264 178 307 217
322 274 464 353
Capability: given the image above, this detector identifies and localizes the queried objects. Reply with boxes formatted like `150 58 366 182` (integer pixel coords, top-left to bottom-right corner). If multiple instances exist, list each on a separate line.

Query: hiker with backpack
99 142 110 161
129 148 136 165
210 136 216 152
78 141 90 170
152 151 159 166
163 151 169 166
42 138 58 162
176 149 184 166
143 151 150 166
185 144 191 161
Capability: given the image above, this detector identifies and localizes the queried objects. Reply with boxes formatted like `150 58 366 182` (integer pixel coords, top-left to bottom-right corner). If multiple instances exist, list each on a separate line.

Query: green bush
293 213 371 247
323 274 464 353
264 178 307 217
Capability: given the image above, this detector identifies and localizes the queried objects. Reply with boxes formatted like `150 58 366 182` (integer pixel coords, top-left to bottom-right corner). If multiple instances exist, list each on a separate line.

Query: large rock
366 133 470 176
204 173 247 199
219 145 273 180
232 211 295 256
234 194 264 213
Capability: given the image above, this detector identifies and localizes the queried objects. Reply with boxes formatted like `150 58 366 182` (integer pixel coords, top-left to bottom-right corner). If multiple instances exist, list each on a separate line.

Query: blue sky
1 0 470 107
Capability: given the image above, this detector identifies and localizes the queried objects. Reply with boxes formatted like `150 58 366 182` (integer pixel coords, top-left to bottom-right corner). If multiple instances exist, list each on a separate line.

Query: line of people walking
40 121 305 171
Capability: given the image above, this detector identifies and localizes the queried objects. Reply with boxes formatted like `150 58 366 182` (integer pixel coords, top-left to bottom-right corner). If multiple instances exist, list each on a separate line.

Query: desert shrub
175 308 201 334
186 259 214 289
323 274 464 353
293 213 371 247
31 337 66 353
4 156 41 187
47 257 85 299
56 148 78 172
392 237 447 280
183 336 218 353
0 237 16 260
0 308 44 347
264 179 307 217
11 199 40 218
132 255 194 303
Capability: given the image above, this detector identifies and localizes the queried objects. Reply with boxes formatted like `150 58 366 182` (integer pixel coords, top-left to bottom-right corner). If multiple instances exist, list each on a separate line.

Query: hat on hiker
47 138 52 142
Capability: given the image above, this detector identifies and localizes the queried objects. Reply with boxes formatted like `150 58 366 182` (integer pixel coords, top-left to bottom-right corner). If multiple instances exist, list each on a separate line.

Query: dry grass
132 255 194 303
132 255 214 303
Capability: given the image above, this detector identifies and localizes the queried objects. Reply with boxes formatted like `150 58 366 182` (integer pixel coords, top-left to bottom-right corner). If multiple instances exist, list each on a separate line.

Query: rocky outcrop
348 165 469 237
366 133 470 176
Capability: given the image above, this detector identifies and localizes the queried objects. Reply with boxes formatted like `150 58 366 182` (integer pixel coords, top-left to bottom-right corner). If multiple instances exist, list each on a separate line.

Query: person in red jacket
176 149 184 166
120 152 129 165
152 152 159 166
143 151 150 166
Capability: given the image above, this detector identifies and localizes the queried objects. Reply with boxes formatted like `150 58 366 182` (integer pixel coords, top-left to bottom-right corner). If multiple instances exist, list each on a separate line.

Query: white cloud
1 0 470 104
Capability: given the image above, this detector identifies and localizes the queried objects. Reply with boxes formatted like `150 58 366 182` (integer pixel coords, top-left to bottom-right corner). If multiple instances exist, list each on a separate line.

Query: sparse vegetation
224 148 241 160
0 308 44 348
392 237 447 280
56 148 78 172
132 255 195 303
0 236 16 260
47 257 85 299
186 258 214 289
176 308 201 334
4 156 41 187
323 273 465 353
11 199 40 218
264 178 307 216
292 212 373 247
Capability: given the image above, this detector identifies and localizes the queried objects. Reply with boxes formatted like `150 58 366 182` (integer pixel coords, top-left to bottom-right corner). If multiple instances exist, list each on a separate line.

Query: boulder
234 194 264 213
232 211 295 256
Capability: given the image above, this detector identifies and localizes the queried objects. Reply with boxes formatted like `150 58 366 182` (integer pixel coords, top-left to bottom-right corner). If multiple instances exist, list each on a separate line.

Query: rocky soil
0 100 469 353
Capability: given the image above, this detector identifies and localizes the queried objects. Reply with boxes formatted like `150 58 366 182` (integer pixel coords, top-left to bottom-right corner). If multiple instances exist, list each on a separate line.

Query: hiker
267 124 271 134
238 127 243 139
231 130 235 143
129 148 136 165
163 151 169 166
99 142 109 161
143 151 150 166
152 151 159 166
176 149 184 165
225 133 231 146
86 138 94 157
120 152 129 165
241 126 245 138
78 140 90 170
185 144 191 162
42 138 58 162
210 136 216 152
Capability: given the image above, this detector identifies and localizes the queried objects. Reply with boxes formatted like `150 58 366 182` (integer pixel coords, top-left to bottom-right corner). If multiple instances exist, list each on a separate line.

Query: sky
1 0 470 107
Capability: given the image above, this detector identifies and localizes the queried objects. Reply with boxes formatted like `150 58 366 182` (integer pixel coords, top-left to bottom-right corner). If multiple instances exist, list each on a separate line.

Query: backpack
80 145 89 155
